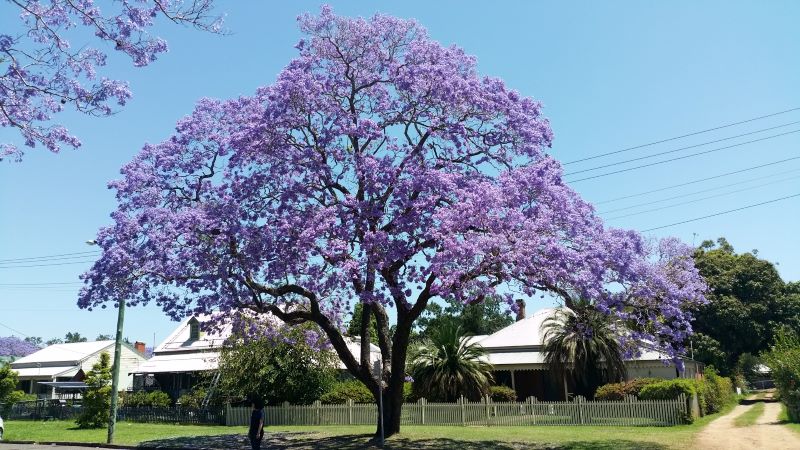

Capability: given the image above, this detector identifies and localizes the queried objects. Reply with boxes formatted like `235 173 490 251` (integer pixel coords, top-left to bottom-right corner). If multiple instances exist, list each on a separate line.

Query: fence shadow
137 432 673 449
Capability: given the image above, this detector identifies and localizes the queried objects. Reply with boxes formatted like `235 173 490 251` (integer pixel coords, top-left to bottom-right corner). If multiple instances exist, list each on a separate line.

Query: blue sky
1 1 798 346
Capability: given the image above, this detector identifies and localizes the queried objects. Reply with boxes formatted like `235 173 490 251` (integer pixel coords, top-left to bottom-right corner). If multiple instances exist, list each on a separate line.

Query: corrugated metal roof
11 341 114 366
477 308 557 349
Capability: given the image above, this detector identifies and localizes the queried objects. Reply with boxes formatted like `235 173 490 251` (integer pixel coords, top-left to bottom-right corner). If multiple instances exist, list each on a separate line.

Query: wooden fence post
420 398 426 425
576 395 585 425
460 396 466 426
347 399 353 425
529 397 537 425
314 400 321 425
484 395 490 427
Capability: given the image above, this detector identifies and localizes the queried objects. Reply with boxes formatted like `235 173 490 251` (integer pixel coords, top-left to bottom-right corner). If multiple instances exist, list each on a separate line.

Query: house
10 340 148 399
132 315 381 400
473 307 704 401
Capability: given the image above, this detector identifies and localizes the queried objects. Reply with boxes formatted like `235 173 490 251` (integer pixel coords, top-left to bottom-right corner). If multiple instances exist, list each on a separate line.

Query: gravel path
693 395 800 450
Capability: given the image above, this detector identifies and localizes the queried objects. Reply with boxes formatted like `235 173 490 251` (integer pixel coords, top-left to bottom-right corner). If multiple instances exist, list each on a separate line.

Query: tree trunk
375 378 404 439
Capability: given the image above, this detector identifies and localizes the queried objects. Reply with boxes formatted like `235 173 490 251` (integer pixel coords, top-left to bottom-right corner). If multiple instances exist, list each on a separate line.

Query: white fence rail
226 395 688 427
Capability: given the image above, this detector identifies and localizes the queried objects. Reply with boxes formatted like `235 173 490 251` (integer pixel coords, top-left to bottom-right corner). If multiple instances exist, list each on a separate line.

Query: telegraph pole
87 239 124 444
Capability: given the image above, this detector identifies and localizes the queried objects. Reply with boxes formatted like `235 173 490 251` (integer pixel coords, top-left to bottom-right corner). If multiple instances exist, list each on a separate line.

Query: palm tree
408 322 493 402
542 301 627 398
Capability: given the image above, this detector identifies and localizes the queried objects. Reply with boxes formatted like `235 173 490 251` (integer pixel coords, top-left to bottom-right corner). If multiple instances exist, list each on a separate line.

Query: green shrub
595 382 625 400
177 388 207 409
319 380 374 404
489 385 517 402
403 382 415 402
762 328 800 421
594 378 662 400
702 367 733 414
639 378 698 400
122 390 172 408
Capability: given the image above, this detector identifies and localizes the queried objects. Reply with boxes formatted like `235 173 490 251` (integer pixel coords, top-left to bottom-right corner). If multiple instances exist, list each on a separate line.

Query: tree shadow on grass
137 432 673 450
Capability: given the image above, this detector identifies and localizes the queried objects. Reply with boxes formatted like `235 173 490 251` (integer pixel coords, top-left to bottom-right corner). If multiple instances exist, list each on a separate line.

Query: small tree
76 352 112 428
409 323 493 401
217 324 337 405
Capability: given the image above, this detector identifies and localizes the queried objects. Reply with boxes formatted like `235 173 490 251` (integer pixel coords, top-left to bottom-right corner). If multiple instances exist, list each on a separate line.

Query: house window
189 320 200 341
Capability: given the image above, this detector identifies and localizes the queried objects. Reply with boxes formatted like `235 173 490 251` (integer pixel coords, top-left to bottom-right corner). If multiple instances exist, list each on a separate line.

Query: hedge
638 370 733 416
489 385 517 402
595 378 662 400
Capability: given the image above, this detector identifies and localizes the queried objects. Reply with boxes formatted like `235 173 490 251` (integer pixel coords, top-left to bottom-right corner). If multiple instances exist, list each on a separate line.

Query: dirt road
693 395 800 450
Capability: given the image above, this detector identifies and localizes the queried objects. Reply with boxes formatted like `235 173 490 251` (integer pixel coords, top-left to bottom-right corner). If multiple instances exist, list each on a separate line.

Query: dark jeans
249 434 263 450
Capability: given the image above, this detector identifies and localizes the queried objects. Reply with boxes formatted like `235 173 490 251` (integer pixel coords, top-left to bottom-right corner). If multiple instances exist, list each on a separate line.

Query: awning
13 366 79 378
37 381 88 390
132 352 219 374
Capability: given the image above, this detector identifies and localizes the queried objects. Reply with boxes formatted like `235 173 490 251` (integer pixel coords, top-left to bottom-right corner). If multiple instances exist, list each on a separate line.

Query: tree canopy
1 0 222 161
416 296 514 340
692 238 800 374
79 7 706 437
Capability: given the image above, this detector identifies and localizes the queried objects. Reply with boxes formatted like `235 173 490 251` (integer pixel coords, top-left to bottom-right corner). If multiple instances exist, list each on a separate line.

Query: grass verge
733 401 764 427
2 404 739 450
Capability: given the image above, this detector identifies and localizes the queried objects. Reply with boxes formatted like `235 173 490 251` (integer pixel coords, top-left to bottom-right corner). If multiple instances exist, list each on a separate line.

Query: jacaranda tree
79 7 707 438
1 0 222 161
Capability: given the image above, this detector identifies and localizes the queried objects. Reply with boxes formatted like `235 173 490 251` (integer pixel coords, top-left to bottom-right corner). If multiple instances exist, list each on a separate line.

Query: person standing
248 398 265 450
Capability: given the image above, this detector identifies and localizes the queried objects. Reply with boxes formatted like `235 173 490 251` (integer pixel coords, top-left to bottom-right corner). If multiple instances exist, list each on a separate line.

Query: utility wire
605 175 800 220
641 193 800 232
0 250 99 264
567 129 800 182
0 259 97 269
0 282 82 286
564 121 800 176
595 156 800 205
564 107 800 165
599 168 800 214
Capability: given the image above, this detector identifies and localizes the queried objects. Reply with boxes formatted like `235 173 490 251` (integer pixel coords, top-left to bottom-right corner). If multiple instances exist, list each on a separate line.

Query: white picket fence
226 394 688 427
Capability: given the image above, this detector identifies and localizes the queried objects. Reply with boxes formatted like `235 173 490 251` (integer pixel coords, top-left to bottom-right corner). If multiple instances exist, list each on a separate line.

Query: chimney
134 341 146 354
515 299 526 322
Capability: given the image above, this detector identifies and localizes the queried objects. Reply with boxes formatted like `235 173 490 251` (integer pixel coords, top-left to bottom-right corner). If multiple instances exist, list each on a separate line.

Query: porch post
511 369 516 392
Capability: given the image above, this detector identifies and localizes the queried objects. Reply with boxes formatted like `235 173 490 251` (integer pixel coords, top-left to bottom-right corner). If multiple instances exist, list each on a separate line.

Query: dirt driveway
693 394 800 450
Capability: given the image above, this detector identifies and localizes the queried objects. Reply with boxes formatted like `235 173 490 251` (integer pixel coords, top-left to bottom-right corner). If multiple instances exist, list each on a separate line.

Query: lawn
733 401 764 427
1 407 733 450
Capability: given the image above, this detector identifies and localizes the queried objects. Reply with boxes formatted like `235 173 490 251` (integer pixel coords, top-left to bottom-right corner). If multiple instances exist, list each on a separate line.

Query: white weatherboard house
10 340 148 399
473 308 704 401
132 314 381 400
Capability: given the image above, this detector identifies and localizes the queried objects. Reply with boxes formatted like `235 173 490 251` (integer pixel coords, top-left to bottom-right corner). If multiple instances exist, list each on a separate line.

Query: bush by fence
226 395 689 427
595 378 662 400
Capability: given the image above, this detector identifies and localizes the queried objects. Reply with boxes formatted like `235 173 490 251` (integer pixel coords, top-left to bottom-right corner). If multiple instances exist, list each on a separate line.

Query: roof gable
11 340 115 367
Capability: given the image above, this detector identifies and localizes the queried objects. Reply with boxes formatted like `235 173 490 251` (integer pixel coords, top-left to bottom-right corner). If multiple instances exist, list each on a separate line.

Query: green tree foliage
416 295 514 341
0 364 22 404
489 385 517 402
762 327 800 421
594 378 662 400
409 323 493 402
96 334 113 341
542 304 627 398
64 332 88 343
217 325 337 405
693 238 800 374
76 352 112 428
122 390 172 408
345 302 381 344
177 388 208 409
319 380 375 404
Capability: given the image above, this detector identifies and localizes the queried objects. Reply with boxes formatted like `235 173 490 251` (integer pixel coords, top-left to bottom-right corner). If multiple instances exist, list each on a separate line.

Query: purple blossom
1 1 223 161
0 336 40 358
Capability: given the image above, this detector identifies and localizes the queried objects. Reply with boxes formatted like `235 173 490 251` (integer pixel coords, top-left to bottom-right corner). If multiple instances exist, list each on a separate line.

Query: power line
599 169 800 214
0 320 32 338
641 193 800 232
594 156 800 205
595 156 800 205
564 121 800 176
0 282 82 286
605 175 800 220
564 107 800 165
0 250 99 264
567 129 800 182
0 259 97 269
